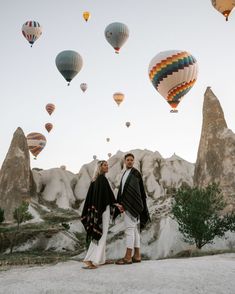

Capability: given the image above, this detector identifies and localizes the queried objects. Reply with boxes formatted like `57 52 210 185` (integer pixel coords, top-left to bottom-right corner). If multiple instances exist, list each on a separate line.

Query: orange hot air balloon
113 92 124 106
46 103 55 115
45 123 53 133
26 132 46 159
83 11 90 22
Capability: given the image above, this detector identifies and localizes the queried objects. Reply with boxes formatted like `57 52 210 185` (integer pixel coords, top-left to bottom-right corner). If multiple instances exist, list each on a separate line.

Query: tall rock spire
0 127 36 221
194 87 235 209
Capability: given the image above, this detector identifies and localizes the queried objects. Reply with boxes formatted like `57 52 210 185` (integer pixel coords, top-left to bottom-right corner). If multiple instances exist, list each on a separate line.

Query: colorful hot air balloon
55 50 83 86
211 0 235 21
108 153 112 158
148 50 198 113
93 155 97 160
113 92 124 106
45 123 53 133
106 138 110 142
22 21 42 47
80 83 88 92
26 132 46 159
104 22 129 54
125 122 131 128
45 103 55 115
83 11 90 22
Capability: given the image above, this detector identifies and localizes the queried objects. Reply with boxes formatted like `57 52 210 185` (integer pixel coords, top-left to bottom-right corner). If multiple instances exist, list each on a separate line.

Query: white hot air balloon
22 21 42 47
80 83 88 92
148 50 198 113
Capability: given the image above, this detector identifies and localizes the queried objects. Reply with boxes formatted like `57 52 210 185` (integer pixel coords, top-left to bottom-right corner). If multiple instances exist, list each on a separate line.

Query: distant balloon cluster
21 7 204 160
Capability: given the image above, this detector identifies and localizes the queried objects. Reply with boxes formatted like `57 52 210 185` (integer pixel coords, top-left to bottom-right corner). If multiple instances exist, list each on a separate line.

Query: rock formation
0 127 36 221
194 87 235 210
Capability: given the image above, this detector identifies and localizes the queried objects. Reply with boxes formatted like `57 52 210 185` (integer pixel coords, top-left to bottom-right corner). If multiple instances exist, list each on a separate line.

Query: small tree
0 207 5 224
13 201 33 230
171 183 235 249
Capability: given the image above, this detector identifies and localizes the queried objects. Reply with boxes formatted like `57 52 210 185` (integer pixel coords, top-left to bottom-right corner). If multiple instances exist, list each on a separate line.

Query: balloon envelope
46 103 55 115
113 92 124 106
26 132 46 158
55 50 83 85
22 21 42 46
83 11 90 22
125 122 131 128
211 0 235 20
104 22 129 53
45 123 53 133
148 50 198 111
80 83 88 92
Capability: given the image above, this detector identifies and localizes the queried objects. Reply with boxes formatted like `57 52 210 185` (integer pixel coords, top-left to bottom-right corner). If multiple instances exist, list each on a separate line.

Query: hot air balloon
211 0 235 21
55 50 83 85
106 138 110 142
26 132 46 159
125 122 131 128
22 21 42 47
148 50 198 113
83 11 90 22
93 155 97 160
113 92 124 106
104 22 129 54
108 153 112 158
45 103 55 115
45 123 53 133
80 83 88 92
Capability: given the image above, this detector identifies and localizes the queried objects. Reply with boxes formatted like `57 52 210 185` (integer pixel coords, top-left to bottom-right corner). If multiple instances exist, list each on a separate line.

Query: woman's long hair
92 160 107 181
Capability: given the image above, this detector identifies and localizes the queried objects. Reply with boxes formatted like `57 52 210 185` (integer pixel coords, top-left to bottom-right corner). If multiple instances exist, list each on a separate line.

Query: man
114 153 150 264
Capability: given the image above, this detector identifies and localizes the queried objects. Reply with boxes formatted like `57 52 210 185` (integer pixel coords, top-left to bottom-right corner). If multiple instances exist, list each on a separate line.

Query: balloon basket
170 109 178 113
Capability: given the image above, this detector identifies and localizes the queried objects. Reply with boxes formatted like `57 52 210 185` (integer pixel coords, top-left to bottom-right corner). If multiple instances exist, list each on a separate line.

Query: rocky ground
0 253 234 294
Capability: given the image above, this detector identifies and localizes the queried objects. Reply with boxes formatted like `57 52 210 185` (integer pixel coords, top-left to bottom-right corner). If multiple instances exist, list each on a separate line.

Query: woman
81 160 116 269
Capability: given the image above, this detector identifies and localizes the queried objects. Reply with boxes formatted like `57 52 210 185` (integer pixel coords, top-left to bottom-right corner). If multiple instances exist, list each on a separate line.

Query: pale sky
1 0 235 173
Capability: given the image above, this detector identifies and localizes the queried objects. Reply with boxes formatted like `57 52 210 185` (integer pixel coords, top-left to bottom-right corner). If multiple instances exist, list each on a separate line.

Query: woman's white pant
124 212 140 249
83 205 110 265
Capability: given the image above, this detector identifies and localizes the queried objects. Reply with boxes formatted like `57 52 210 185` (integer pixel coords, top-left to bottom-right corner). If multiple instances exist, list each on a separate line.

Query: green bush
171 183 235 249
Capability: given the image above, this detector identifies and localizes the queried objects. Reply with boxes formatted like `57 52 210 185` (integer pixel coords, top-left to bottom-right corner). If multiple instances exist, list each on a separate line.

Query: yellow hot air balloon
83 11 90 22
211 0 235 21
113 92 124 106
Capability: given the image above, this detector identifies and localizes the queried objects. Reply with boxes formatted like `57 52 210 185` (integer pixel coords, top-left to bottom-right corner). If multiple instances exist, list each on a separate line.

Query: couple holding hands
81 153 150 269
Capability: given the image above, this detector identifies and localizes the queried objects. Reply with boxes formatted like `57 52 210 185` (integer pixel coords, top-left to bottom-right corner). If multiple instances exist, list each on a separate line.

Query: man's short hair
124 153 134 160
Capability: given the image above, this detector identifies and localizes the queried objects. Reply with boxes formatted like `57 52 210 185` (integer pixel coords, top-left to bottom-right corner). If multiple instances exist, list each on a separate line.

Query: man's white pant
124 212 140 249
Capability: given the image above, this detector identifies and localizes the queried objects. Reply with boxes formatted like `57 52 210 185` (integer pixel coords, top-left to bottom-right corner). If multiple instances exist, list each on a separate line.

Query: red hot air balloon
45 123 53 133
46 103 55 115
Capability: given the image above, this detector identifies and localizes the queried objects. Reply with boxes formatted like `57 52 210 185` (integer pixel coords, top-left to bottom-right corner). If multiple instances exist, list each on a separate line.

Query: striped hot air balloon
211 0 235 21
46 103 55 115
104 22 129 54
26 132 46 159
45 123 53 133
148 50 198 113
113 92 124 106
55 50 83 85
22 21 42 47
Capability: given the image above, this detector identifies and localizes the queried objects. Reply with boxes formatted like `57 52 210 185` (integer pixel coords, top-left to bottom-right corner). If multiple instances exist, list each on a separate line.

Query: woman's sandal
115 258 132 265
82 264 97 269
